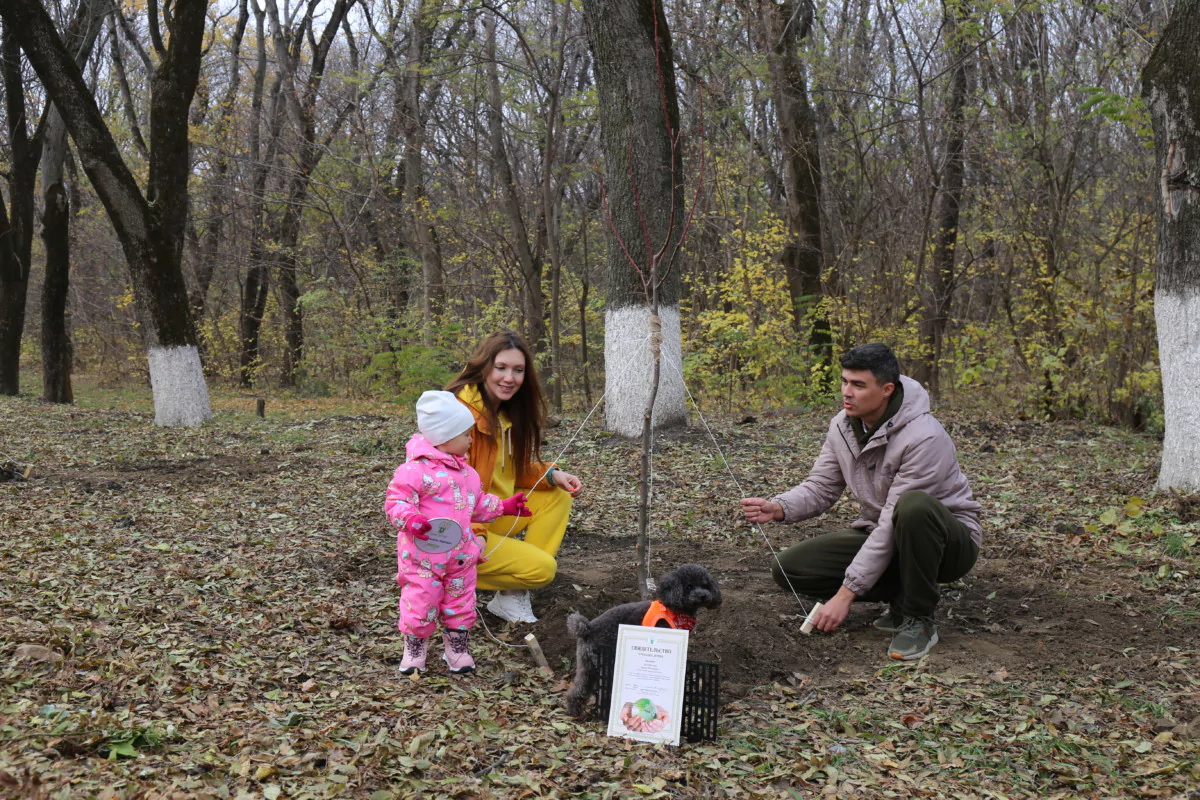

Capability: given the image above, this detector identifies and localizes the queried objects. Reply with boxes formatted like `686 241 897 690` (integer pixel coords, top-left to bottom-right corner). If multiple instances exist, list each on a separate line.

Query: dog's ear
702 567 723 607
656 568 685 608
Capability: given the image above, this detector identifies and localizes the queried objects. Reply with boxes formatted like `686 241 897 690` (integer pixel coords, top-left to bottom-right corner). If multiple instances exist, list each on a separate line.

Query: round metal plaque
414 517 463 554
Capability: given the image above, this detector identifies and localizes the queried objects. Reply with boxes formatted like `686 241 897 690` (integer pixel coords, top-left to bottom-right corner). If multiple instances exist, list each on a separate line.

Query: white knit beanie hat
415 390 475 446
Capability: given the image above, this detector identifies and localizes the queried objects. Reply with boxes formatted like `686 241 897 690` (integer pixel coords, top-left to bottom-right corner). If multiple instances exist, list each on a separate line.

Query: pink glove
500 492 532 517
405 514 432 539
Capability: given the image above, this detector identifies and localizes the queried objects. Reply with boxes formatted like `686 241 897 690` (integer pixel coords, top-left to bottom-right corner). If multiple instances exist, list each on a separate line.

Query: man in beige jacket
741 343 982 660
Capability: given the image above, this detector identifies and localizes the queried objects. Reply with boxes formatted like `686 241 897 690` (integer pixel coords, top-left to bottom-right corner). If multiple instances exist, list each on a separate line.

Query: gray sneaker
873 604 904 632
888 617 938 660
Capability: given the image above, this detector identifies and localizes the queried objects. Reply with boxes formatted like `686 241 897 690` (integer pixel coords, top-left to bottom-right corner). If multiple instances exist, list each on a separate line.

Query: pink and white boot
399 634 428 675
442 630 476 674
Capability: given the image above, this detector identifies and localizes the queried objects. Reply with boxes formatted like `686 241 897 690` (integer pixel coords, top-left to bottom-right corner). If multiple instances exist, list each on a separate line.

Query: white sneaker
487 591 538 623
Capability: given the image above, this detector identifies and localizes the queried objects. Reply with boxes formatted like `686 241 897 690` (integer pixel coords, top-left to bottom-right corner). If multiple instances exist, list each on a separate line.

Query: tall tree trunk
274 200 307 388
40 0 108 404
582 0 687 438
1142 0 1200 490
192 0 250 327
761 0 831 357
580 213 593 408
40 181 72 404
485 14 546 350
397 0 445 331
0 25 40 396
550 238 563 413
914 0 971 395
239 6 276 386
543 2 567 413
2 0 213 425
263 0 356 386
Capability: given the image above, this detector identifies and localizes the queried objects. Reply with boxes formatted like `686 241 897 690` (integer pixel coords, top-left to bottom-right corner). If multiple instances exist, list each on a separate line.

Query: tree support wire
658 348 813 618
485 332 813 621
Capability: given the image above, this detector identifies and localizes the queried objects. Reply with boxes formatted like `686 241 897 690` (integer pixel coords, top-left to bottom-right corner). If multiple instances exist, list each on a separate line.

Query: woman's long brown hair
446 331 545 472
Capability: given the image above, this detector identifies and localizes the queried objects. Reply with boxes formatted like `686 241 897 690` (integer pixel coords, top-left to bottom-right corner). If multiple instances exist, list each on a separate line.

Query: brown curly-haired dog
562 564 722 718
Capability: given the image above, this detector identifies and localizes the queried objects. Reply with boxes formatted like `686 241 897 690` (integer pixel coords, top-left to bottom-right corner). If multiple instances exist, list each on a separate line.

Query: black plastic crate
591 644 719 742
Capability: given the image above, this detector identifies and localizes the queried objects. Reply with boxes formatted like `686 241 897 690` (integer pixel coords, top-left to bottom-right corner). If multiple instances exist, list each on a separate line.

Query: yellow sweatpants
475 487 572 591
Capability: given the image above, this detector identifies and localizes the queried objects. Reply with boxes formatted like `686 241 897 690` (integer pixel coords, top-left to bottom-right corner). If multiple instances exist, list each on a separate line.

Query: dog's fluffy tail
566 611 590 640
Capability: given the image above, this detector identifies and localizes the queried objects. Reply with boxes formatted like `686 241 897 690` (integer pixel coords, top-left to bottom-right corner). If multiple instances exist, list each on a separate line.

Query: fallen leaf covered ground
1 384 1197 799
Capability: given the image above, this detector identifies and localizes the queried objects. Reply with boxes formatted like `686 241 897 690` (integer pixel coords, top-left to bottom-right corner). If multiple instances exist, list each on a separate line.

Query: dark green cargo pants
771 491 978 618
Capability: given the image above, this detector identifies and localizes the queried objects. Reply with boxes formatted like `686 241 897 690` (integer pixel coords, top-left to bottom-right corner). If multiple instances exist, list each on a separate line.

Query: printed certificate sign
606 624 689 745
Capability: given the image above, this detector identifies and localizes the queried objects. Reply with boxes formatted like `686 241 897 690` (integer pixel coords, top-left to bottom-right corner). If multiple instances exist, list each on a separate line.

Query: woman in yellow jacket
446 331 583 623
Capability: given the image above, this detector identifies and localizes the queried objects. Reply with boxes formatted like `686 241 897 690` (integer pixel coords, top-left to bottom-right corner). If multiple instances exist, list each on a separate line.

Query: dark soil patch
501 532 1200 707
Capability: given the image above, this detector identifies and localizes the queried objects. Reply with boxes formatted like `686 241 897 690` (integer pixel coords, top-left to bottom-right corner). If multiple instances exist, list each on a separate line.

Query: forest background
0 0 1167 426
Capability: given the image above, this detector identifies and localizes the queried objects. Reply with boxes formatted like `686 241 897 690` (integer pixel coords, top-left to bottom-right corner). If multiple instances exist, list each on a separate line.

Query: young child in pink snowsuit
386 391 529 675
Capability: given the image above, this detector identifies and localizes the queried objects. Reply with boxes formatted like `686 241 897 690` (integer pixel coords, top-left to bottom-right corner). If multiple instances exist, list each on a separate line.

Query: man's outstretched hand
811 586 856 632
740 497 784 523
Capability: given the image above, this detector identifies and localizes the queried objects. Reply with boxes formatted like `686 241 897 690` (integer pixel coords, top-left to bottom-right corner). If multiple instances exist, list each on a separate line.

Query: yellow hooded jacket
455 384 557 498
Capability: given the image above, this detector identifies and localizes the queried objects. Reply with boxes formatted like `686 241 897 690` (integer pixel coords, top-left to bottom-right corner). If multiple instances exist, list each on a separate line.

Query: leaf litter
1 392 1197 798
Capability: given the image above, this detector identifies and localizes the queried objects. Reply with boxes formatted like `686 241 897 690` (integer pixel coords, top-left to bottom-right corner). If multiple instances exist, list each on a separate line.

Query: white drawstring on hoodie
498 420 512 471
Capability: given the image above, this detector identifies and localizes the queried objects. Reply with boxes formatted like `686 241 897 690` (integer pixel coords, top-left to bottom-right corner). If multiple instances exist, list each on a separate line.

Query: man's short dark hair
840 343 900 387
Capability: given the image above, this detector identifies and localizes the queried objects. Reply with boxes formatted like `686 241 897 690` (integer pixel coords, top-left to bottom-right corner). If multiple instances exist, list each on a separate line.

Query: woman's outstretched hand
552 470 583 496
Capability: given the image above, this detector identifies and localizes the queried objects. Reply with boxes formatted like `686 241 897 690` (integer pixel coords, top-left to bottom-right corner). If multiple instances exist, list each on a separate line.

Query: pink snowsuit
385 434 505 637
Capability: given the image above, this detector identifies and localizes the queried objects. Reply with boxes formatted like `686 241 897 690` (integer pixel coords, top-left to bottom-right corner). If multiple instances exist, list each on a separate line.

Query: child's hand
405 514 432 539
500 492 532 517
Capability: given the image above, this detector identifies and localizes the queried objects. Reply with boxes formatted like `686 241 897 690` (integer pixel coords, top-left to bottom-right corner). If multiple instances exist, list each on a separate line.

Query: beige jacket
772 376 982 595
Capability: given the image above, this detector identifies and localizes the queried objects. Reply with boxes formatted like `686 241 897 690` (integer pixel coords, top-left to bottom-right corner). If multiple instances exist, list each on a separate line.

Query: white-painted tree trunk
148 345 213 427
604 304 686 437
1155 292 1200 490
1142 0 1200 492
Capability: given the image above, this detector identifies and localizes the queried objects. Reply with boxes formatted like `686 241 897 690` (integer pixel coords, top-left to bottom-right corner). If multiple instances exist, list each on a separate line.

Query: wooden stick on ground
523 633 553 675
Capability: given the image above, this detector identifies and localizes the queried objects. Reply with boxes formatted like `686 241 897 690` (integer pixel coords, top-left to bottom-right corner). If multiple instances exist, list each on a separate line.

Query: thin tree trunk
39 0 105 404
108 14 150 162
0 25 40 396
192 0 250 326
263 0 356 386
541 0 570 411
0 191 29 396
636 277 662 599
239 6 276 386
580 214 592 407
485 14 546 350
397 0 444 333
761 0 831 357
914 0 971 395
546 103 564 413
40 178 72 403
